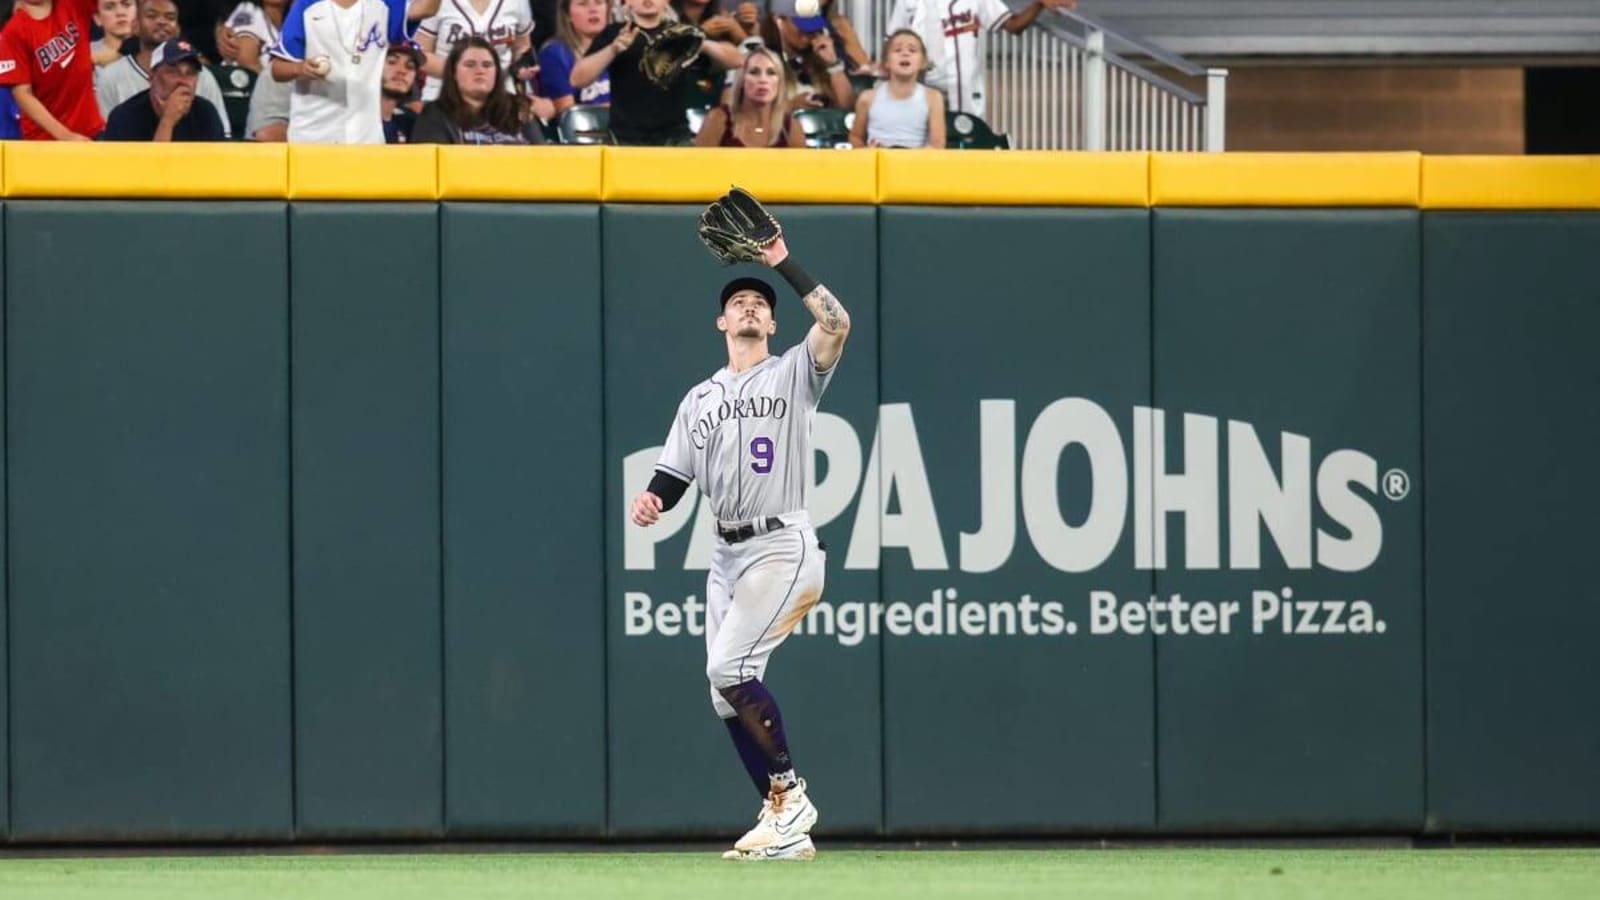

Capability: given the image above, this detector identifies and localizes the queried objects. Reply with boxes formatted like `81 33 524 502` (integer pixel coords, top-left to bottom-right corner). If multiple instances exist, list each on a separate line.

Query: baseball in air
794 0 820 16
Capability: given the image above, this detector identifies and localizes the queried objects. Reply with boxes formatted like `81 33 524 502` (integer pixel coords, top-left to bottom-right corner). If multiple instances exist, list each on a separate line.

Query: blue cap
150 38 201 70
792 15 828 34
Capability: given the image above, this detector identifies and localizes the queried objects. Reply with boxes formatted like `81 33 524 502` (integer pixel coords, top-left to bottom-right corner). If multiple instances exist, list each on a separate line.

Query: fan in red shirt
0 0 104 139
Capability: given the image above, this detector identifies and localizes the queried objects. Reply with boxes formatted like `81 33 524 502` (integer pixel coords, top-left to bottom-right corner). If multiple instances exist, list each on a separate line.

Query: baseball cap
149 39 200 70
720 276 778 312
388 41 426 67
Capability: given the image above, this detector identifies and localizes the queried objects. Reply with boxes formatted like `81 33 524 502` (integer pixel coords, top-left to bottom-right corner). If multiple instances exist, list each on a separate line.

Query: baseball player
629 218 850 862
885 0 1075 117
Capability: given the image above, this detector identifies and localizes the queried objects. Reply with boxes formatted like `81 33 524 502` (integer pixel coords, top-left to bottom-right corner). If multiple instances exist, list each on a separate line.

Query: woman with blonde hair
695 45 806 148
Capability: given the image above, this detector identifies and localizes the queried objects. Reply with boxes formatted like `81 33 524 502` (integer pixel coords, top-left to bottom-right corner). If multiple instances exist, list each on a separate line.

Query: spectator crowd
0 0 1073 145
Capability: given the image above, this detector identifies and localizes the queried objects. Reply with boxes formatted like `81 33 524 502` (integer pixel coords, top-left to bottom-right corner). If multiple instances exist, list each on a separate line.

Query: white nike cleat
733 779 818 852
721 834 816 861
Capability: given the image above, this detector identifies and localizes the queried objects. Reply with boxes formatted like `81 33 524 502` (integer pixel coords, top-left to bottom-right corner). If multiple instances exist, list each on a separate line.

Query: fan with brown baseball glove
639 22 706 86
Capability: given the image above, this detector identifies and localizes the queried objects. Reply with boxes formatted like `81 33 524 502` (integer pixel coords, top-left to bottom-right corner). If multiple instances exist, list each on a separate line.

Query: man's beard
382 86 410 101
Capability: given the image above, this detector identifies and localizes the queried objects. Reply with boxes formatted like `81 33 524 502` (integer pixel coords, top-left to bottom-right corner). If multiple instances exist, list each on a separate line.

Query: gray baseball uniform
656 341 835 717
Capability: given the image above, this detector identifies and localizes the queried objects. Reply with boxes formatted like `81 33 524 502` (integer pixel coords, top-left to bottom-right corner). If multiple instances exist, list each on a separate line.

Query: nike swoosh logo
696 389 712 399
775 807 806 831
762 836 810 857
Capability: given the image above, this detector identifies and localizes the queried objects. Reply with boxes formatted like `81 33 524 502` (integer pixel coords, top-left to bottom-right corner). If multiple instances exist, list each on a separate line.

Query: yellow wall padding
1422 156 1600 210
601 147 878 203
4 142 287 198
877 150 1149 206
1151 152 1422 207
289 144 438 200
438 146 603 200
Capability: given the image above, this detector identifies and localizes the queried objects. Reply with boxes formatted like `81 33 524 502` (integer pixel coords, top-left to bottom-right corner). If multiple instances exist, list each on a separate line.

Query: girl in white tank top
850 28 946 149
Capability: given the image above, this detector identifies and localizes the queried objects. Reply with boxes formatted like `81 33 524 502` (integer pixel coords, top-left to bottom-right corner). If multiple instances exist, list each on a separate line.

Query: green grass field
0 847 1596 900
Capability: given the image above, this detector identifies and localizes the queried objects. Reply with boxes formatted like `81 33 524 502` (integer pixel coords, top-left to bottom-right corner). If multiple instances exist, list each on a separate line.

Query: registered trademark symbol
1382 468 1410 501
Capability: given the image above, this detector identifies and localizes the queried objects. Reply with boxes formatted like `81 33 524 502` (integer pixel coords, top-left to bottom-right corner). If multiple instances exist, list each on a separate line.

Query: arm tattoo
804 286 850 333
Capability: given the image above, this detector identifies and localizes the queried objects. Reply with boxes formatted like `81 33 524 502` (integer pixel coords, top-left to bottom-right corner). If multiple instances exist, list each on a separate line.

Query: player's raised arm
761 237 850 371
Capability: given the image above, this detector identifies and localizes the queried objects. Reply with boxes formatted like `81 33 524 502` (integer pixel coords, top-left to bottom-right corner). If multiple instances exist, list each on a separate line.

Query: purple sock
717 679 794 778
722 717 772 799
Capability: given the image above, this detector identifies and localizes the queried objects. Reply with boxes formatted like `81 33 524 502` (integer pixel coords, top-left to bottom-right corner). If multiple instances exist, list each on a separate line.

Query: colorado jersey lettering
656 341 833 523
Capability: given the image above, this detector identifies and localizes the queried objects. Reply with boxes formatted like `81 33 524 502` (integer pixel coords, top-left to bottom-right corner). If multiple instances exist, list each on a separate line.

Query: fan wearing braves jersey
415 0 533 102
268 0 442 143
885 0 1073 117
629 233 850 863
0 0 105 139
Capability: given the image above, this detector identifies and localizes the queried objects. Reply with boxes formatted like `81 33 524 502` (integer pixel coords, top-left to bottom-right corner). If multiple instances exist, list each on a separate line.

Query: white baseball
794 0 820 16
306 55 332 77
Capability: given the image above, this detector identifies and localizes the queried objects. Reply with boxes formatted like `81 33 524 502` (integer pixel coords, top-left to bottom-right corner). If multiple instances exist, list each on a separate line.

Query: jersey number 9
750 437 774 474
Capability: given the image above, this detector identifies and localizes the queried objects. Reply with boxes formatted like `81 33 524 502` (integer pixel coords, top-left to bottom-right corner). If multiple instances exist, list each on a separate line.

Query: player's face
742 54 780 104
136 0 180 45
454 47 499 99
570 0 608 38
886 34 923 76
719 291 775 340
95 0 137 38
384 52 418 94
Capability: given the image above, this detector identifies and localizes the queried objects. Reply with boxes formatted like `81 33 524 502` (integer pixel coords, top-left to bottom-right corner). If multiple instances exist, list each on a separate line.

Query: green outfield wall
0 195 1595 841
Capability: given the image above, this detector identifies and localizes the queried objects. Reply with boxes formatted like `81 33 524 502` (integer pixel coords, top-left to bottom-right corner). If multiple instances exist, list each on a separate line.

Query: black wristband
647 470 691 511
774 256 820 298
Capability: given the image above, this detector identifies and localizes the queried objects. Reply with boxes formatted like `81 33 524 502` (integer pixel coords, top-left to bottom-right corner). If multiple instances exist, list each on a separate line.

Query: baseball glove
639 22 705 86
698 187 783 265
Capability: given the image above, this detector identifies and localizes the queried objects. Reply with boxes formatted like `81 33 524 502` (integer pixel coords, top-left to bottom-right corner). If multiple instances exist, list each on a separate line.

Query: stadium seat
208 63 257 142
945 111 1010 150
794 107 851 149
847 72 876 96
558 105 610 145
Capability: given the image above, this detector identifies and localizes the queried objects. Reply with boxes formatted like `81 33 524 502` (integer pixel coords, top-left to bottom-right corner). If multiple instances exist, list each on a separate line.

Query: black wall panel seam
285 201 301 841
597 208 613 840
436 207 449 838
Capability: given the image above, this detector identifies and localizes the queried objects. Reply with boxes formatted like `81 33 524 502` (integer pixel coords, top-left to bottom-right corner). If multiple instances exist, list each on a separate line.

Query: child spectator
98 0 231 136
885 0 1073 117
0 0 106 139
409 34 542 142
569 0 739 145
535 0 610 114
849 28 942 148
693 44 802 147
102 37 226 139
91 0 136 65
